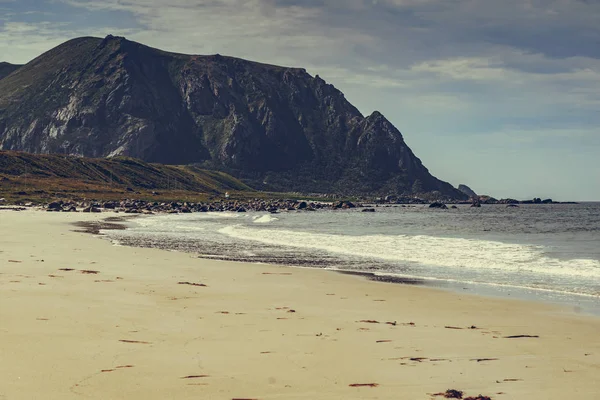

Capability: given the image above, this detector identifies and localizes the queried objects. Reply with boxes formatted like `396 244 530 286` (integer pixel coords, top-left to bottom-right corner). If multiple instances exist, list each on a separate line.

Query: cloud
2 0 600 198
0 20 134 64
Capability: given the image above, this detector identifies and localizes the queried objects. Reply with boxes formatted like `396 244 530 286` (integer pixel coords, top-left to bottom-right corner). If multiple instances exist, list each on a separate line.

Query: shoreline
86 212 600 317
2 210 600 399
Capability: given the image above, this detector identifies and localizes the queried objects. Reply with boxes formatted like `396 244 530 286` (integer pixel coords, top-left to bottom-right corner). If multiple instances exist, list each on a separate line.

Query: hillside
0 35 466 199
0 62 22 80
0 150 252 203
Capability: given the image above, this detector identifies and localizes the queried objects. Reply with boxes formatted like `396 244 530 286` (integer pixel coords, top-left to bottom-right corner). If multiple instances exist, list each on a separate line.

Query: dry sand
1 210 599 399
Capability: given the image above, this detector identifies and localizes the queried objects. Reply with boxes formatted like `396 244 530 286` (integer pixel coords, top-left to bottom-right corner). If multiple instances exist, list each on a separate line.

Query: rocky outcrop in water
0 35 465 199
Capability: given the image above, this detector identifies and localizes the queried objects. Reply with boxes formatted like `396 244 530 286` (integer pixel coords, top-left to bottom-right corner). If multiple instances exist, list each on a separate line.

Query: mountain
0 35 466 199
0 62 22 80
458 184 477 198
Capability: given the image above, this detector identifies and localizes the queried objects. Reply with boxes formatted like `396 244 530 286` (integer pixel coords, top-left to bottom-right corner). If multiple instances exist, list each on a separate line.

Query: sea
101 203 600 315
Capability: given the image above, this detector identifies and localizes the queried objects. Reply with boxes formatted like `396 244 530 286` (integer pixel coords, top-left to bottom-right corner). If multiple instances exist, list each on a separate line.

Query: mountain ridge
0 35 466 199
0 62 23 80
0 149 253 204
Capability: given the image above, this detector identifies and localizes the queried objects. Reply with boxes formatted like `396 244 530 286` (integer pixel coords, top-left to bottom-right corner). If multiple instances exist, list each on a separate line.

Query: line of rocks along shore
1 196 577 214
37 199 370 214
375 195 578 206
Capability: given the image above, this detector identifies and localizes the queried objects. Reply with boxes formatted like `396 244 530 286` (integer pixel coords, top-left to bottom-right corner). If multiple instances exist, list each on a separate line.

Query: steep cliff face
0 62 22 80
0 35 465 198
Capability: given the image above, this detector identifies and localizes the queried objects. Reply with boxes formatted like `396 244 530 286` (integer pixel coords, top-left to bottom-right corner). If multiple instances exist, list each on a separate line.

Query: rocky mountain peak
0 36 466 199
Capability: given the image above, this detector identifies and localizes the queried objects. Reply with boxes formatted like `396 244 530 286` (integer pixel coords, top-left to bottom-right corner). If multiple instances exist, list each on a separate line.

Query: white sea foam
253 214 279 224
218 225 600 279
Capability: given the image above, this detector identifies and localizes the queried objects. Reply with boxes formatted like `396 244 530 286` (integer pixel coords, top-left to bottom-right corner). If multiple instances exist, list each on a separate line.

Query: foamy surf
218 225 600 279
253 215 279 224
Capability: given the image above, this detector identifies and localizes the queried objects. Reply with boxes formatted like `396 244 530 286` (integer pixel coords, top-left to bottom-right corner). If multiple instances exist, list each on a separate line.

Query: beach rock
500 198 519 204
102 201 117 209
82 206 101 213
479 196 498 204
47 201 63 212
362 208 376 212
333 201 356 209
297 201 308 210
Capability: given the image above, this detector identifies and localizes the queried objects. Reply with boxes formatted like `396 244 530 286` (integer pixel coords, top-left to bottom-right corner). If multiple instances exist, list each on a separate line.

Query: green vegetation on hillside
0 151 254 203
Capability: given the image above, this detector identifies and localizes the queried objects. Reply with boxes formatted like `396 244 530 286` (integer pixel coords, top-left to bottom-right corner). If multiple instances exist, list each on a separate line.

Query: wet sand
1 210 599 399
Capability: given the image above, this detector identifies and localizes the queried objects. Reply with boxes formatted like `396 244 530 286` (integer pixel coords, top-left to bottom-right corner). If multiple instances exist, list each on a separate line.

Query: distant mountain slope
0 35 466 199
458 184 477 198
0 62 22 80
0 150 251 193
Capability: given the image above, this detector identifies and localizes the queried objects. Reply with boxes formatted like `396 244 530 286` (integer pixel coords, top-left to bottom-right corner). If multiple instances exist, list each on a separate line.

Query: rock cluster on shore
40 199 365 214
13 195 578 215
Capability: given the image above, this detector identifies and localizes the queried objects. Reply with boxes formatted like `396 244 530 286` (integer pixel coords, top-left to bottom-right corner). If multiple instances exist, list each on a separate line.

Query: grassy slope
0 151 255 203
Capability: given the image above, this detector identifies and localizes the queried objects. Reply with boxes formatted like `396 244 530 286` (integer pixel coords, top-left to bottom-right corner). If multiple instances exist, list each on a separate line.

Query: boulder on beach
102 201 117 209
333 201 356 209
47 201 63 212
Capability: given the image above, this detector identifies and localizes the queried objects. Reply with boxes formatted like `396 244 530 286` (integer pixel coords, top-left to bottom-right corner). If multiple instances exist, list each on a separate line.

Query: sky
1 0 599 200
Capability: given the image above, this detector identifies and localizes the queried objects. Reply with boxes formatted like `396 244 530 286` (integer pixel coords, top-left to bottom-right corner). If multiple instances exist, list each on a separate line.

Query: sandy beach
1 210 599 399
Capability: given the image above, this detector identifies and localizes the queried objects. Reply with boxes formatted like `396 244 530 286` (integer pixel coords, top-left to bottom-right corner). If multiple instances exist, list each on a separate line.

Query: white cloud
411 58 511 82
